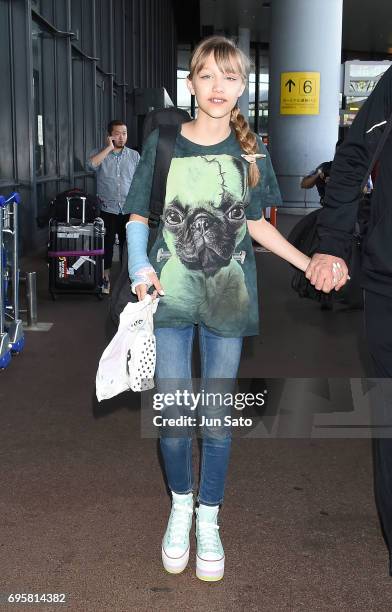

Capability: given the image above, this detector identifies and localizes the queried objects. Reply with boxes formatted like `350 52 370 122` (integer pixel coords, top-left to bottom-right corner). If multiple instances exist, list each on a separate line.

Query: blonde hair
188 36 260 188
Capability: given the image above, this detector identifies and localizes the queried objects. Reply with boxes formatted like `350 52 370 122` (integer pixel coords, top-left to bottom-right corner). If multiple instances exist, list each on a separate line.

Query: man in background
88 120 140 294
301 140 343 205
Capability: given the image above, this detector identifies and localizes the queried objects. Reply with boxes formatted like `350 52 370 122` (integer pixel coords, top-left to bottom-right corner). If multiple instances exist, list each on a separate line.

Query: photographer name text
153 415 253 427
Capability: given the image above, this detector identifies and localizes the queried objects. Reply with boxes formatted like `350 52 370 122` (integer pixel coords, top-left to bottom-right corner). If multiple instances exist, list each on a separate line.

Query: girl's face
187 52 245 121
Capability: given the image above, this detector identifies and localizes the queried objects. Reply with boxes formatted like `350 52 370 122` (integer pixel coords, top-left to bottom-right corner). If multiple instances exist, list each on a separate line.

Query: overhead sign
343 61 391 97
280 72 320 115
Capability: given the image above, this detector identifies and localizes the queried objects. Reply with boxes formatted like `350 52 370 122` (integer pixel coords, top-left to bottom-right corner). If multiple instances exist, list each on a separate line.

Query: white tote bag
96 295 159 401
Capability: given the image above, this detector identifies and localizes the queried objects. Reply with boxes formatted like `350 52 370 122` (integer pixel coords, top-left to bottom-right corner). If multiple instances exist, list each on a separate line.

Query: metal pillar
20 271 53 332
269 0 343 209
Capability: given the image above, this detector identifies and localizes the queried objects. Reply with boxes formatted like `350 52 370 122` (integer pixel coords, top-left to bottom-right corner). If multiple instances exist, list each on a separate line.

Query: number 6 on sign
302 79 312 94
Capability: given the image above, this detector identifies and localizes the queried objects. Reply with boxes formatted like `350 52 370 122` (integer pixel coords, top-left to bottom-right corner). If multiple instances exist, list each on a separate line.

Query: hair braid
230 106 260 188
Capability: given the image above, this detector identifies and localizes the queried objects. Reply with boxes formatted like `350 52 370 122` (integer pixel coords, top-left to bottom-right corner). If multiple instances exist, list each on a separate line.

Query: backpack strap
360 112 392 192
148 124 179 228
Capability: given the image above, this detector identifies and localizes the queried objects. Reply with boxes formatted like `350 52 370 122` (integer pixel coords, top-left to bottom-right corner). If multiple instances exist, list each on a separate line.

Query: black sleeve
304 163 323 179
317 66 392 260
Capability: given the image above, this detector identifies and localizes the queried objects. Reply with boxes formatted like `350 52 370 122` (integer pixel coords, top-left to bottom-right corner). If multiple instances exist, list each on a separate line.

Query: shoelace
167 503 193 545
197 520 221 552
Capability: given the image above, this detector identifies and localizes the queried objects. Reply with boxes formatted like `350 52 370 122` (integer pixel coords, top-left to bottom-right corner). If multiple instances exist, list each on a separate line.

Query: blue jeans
155 324 243 506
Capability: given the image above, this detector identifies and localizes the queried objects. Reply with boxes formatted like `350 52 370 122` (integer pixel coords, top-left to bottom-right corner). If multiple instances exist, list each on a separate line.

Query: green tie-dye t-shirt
123 127 282 337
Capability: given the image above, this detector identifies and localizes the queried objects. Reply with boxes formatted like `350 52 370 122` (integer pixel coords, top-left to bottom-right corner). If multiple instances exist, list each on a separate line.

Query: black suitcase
48 196 105 299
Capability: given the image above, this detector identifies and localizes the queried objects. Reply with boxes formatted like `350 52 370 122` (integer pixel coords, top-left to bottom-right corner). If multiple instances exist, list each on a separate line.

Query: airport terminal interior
2 0 392 610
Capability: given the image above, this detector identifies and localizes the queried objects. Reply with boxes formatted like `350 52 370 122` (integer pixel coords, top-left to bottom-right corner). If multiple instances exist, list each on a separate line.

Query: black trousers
364 289 392 572
101 210 128 270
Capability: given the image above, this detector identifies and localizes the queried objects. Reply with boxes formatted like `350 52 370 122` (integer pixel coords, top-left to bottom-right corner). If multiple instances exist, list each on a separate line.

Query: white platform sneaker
162 491 194 574
195 504 225 581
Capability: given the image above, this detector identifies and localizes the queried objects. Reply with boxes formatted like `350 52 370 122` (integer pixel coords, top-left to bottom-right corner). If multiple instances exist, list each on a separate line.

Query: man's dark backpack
109 107 192 326
288 209 363 309
37 187 101 228
289 113 392 309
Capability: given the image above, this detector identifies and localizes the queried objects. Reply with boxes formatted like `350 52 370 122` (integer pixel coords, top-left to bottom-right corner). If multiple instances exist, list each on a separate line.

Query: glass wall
0 0 178 254
249 46 270 138
340 61 392 129
32 21 45 179
177 45 193 115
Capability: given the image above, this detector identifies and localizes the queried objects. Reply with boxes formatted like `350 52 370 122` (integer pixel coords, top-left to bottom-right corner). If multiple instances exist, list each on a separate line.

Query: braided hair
230 106 260 187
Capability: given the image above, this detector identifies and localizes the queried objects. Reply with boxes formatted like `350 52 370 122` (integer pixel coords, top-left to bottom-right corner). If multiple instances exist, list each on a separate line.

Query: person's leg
155 325 195 574
365 290 392 575
116 213 128 266
156 326 196 494
198 325 243 505
195 324 243 581
101 210 117 292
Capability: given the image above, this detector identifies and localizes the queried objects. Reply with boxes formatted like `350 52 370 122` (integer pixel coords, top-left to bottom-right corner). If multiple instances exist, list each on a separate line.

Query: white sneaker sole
196 554 225 581
162 545 190 574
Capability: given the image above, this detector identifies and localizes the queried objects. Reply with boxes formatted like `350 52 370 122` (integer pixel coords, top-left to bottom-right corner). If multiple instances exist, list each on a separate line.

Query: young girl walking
123 36 342 582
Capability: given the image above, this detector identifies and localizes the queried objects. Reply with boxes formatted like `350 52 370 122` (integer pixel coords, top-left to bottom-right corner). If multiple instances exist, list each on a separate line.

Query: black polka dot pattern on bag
131 335 156 392
126 349 132 376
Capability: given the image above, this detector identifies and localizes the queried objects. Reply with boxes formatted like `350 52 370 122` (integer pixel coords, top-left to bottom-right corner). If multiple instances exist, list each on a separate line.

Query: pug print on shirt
150 154 250 335
123 129 282 337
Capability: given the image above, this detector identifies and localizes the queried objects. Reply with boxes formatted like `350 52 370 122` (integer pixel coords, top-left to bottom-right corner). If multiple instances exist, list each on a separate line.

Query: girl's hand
134 270 164 302
302 256 312 273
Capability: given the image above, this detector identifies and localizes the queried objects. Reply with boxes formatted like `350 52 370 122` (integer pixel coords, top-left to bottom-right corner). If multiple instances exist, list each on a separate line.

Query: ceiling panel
199 0 392 55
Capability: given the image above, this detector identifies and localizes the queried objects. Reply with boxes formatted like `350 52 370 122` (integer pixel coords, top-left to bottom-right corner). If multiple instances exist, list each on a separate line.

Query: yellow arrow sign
280 72 320 115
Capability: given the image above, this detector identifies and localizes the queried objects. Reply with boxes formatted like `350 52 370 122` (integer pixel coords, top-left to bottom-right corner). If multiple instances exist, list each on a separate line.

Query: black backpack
50 187 101 223
109 108 192 326
142 107 192 144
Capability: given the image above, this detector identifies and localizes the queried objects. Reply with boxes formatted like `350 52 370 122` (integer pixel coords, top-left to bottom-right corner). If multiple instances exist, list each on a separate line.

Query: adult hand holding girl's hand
305 253 349 293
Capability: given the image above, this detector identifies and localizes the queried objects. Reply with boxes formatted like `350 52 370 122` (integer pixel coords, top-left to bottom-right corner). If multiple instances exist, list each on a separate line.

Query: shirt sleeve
304 165 321 178
86 149 99 172
122 130 159 216
245 137 283 220
317 65 392 259
131 149 141 165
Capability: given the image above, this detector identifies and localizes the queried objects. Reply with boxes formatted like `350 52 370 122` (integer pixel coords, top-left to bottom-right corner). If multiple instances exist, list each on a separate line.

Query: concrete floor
1 214 392 611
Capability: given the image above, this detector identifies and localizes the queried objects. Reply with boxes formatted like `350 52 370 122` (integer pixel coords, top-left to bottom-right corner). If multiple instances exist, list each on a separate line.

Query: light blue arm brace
126 221 155 293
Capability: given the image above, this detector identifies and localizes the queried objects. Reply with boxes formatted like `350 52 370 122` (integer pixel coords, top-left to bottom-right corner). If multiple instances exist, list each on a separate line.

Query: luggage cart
2 192 24 354
0 195 12 369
